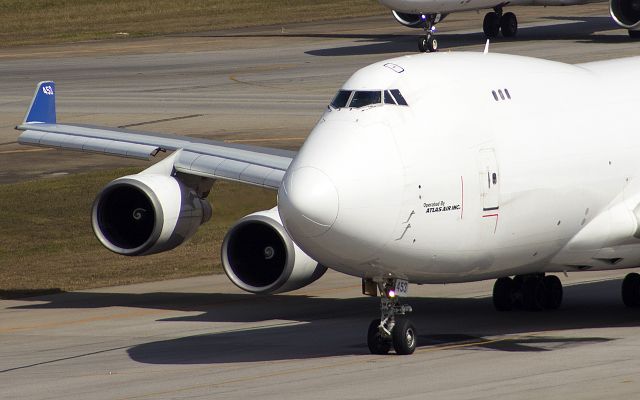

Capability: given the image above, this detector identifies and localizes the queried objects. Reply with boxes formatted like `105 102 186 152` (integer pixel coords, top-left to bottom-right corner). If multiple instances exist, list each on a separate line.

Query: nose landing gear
417 14 442 53
365 278 417 355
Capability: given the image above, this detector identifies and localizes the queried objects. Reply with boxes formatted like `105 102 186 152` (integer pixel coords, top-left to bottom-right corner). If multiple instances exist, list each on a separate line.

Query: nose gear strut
365 278 417 355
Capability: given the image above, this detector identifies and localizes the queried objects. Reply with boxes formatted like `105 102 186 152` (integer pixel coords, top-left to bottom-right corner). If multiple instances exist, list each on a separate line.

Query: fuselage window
498 90 505 100
492 91 499 101
390 89 408 106
331 90 352 108
504 89 511 99
349 91 382 108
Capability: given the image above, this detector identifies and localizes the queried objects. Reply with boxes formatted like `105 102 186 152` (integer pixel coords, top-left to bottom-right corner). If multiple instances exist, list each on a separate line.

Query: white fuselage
278 52 640 284
380 0 604 15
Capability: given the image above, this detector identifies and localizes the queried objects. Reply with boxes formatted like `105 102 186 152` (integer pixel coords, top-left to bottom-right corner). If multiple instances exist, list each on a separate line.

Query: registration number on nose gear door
395 279 409 297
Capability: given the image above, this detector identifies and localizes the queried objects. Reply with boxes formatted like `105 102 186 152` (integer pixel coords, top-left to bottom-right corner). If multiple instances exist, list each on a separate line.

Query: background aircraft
379 0 639 51
16 51 640 355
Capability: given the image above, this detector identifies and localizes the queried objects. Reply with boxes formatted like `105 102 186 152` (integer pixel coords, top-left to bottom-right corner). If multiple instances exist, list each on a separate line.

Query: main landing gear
365 278 417 355
418 14 441 53
492 273 563 311
483 7 518 39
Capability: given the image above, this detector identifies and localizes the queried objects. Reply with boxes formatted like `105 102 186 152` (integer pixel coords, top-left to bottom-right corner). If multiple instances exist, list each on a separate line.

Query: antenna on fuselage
483 39 490 55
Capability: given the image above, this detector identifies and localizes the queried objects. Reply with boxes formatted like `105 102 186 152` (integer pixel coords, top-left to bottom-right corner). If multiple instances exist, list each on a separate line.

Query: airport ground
2 3 640 398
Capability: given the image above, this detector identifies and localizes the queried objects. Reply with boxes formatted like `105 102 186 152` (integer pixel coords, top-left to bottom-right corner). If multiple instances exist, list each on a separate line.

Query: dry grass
0 0 386 46
0 168 276 298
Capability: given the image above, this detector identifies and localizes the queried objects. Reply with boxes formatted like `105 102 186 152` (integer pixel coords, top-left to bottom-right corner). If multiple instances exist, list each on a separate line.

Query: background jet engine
391 10 425 28
222 208 327 294
610 0 640 32
92 174 212 256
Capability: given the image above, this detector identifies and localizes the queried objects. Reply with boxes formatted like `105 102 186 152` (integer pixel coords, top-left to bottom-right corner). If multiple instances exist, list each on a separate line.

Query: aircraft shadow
305 16 623 56
9 278 640 364
172 15 628 56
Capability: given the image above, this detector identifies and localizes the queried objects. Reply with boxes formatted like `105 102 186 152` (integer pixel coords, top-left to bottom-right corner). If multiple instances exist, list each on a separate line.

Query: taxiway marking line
0 309 166 334
229 75 281 89
0 148 52 154
224 137 305 143
0 39 229 60
118 114 203 128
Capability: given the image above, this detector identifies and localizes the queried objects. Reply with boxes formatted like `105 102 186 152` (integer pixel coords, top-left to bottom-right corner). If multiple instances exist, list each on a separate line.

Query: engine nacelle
222 208 327 294
610 0 640 29
391 10 425 28
92 174 212 256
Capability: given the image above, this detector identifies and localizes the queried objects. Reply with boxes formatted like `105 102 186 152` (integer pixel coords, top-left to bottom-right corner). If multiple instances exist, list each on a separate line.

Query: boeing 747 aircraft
16 51 640 355
379 0 639 52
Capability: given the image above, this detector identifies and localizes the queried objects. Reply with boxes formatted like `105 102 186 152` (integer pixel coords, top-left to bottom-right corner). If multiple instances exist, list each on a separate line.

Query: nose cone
278 118 405 271
278 166 339 238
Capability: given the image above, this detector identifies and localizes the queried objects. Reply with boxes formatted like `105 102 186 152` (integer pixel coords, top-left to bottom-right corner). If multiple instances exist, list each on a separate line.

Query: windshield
349 91 381 108
330 90 352 108
329 89 408 109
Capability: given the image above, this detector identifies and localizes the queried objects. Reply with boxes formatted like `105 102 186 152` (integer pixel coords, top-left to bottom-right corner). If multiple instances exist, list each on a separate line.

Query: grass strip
0 0 386 47
0 168 276 298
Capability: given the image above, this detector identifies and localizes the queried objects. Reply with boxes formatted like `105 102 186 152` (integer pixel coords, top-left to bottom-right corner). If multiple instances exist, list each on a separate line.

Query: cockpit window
384 90 396 105
349 91 381 108
331 90 352 108
390 89 408 106
329 89 408 109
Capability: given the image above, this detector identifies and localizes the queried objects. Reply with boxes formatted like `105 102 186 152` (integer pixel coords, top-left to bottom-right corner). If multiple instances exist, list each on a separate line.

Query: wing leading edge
16 82 295 189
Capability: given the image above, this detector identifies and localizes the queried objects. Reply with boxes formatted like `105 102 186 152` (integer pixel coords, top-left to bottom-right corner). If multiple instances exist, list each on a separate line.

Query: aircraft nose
278 166 339 238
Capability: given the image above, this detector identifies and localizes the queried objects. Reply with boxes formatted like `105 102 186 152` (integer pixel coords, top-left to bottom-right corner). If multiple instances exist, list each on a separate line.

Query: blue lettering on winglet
25 81 56 124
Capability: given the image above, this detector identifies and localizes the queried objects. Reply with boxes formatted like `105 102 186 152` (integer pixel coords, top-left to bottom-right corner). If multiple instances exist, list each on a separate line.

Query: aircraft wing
15 81 295 189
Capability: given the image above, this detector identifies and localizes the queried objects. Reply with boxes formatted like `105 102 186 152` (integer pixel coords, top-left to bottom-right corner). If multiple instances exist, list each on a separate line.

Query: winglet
483 39 490 55
23 81 56 124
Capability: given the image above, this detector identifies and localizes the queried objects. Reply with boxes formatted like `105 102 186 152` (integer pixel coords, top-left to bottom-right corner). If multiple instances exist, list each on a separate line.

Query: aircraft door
478 148 500 211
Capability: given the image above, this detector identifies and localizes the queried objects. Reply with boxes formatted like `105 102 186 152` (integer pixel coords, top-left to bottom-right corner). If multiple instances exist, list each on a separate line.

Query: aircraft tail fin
23 81 56 124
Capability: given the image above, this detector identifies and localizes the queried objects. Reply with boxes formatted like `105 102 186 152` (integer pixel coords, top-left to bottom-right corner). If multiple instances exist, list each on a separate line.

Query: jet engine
92 174 212 256
391 10 425 28
222 208 327 294
610 0 640 30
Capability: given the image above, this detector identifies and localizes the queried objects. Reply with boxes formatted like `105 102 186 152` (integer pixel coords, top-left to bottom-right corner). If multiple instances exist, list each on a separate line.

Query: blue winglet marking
24 81 56 124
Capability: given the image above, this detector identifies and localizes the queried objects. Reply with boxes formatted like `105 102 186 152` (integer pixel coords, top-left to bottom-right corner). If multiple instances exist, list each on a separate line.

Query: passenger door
478 148 500 211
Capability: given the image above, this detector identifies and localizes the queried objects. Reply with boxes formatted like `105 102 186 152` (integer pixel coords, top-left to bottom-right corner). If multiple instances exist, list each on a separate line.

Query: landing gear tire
418 33 438 52
427 35 438 52
483 12 501 38
493 274 563 311
392 318 417 355
622 272 640 307
367 319 391 354
418 37 427 52
522 275 545 311
629 30 640 39
543 275 563 310
500 12 518 38
493 277 513 311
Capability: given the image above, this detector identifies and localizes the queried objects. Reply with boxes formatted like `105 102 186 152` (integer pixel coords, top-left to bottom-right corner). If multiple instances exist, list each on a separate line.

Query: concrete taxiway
2 3 640 399
2 270 640 399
